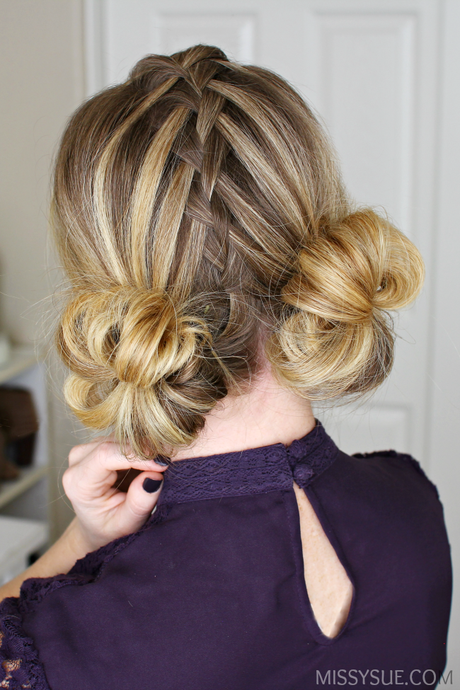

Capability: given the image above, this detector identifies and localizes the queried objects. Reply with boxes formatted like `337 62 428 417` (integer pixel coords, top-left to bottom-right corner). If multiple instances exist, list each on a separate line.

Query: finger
95 442 170 473
77 442 169 482
114 471 164 532
67 442 169 505
68 437 116 466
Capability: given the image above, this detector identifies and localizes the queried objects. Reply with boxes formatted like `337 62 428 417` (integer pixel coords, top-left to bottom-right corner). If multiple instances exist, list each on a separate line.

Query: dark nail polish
143 478 163 493
155 457 169 467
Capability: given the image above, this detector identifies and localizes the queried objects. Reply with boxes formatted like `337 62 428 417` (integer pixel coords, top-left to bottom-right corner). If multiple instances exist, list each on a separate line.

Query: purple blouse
0 422 452 689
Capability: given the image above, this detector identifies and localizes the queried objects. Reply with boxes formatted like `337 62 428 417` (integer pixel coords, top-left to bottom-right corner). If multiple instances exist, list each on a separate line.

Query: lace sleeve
0 596 50 689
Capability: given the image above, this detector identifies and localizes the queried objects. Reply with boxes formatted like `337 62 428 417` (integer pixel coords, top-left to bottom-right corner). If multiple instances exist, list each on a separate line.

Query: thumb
119 471 164 531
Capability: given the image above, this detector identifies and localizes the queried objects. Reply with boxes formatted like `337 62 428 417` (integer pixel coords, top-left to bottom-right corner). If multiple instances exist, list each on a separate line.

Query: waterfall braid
52 44 424 459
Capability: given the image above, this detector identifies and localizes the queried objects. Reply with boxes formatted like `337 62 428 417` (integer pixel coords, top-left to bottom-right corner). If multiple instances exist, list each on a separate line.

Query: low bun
267 209 424 399
57 287 223 458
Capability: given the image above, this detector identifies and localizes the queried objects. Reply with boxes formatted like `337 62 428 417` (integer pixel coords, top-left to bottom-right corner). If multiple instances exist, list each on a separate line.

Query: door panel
304 12 416 234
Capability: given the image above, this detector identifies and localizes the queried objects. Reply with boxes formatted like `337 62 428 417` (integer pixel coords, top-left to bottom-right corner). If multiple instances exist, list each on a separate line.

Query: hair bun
57 286 215 458
282 209 424 324
267 209 424 400
59 286 210 388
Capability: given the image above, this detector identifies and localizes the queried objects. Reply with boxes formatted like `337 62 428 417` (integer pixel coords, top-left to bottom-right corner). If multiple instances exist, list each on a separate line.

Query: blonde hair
52 45 424 459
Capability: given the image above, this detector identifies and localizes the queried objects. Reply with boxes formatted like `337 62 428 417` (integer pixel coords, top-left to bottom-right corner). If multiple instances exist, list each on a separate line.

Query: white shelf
0 515 49 584
0 465 49 509
0 346 38 384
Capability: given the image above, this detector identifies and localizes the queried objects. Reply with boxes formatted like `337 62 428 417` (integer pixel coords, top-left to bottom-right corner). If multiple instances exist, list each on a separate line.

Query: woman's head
52 44 424 459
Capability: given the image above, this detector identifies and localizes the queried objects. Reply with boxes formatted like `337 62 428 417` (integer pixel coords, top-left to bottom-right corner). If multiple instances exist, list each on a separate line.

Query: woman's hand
63 438 168 555
0 439 168 601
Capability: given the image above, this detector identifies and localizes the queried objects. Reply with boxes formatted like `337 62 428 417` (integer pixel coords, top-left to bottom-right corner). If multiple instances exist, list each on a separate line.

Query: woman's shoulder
319 445 442 505
311 445 451 570
350 448 441 499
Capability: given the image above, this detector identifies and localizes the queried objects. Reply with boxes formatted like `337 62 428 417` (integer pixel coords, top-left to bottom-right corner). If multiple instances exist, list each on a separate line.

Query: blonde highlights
52 45 424 458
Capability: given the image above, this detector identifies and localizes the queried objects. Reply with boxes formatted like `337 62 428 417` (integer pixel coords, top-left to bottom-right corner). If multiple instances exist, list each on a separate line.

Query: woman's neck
172 367 316 461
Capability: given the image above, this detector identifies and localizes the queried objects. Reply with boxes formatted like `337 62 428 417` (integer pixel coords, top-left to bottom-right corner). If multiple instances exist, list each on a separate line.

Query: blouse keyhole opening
293 481 354 640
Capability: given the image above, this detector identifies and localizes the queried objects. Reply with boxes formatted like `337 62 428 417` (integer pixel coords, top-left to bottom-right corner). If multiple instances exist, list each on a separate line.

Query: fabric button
292 463 315 486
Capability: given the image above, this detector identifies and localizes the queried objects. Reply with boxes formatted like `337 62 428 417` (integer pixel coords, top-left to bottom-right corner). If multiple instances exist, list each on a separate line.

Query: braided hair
52 45 424 459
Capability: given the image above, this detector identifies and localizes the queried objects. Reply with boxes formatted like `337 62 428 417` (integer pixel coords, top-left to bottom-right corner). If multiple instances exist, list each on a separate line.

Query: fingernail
143 478 163 493
154 456 169 467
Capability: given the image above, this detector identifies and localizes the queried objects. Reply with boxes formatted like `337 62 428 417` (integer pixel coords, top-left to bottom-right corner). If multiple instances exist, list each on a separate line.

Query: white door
85 0 458 669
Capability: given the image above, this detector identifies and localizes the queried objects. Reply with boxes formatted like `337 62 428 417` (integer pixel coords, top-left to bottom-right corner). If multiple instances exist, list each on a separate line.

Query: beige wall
0 0 84 343
0 0 85 537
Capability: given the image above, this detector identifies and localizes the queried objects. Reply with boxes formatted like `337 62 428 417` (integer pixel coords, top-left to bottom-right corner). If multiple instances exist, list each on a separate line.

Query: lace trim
0 598 50 689
159 421 339 505
287 422 339 489
159 446 293 504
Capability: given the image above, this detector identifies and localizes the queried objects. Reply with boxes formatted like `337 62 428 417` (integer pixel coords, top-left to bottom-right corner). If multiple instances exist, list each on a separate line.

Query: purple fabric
0 422 452 689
